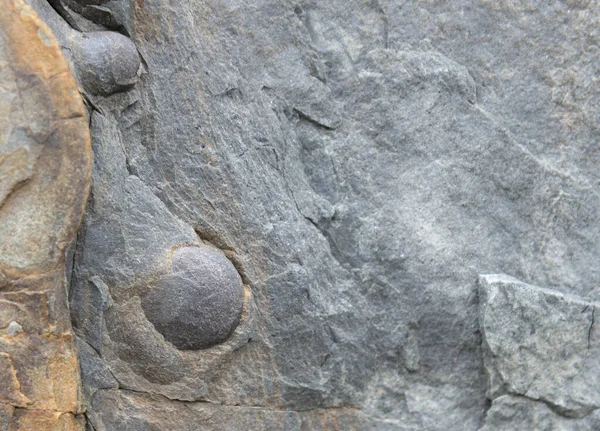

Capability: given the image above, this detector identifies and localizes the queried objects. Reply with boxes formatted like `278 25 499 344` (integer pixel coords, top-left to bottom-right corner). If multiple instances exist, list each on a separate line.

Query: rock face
479 396 600 431
479 275 600 428
5 0 600 429
479 275 599 418
0 0 91 429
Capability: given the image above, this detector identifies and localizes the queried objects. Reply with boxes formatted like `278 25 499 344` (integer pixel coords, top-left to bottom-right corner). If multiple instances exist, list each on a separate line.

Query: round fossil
141 245 244 350
72 31 140 96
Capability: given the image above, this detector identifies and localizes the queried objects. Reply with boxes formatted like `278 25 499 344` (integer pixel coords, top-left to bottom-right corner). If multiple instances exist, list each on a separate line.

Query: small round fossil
72 31 140 96
141 245 244 350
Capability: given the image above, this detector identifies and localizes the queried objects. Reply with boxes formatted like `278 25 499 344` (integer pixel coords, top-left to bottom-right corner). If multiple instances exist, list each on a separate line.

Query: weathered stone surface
89 389 366 431
75 336 118 404
480 395 600 431
67 104 254 402
0 0 90 275
479 274 599 417
0 0 91 428
17 0 600 429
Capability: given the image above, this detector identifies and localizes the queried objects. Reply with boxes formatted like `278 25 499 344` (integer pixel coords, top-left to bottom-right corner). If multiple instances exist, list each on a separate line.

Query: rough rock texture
10 0 600 429
479 275 600 429
479 275 599 418
89 389 365 431
0 0 91 429
479 395 600 431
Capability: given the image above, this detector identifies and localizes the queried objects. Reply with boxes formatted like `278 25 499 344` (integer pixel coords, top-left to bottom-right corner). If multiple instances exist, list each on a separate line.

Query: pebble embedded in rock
6 321 23 335
72 31 140 96
141 245 244 350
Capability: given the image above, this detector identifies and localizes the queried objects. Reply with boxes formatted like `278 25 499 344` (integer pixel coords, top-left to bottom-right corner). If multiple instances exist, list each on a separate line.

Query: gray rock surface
480 395 600 431
19 0 600 429
89 389 366 431
479 274 599 417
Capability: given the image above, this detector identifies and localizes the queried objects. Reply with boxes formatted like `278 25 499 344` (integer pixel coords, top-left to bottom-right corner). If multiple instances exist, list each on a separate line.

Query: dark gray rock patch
72 31 140 95
141 245 245 350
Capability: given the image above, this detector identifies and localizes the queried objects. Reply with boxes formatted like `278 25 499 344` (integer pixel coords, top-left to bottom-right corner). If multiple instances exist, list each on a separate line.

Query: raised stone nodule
72 31 140 96
141 245 245 350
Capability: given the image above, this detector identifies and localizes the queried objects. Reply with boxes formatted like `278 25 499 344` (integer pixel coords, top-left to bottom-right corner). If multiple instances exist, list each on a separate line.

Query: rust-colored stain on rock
0 0 91 429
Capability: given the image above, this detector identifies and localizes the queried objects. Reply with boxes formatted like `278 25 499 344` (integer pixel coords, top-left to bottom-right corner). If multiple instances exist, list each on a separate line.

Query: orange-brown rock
0 0 91 429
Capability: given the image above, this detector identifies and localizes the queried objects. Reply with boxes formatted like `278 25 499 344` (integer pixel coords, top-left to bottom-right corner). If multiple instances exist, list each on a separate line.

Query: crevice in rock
99 387 362 413
193 228 252 288
85 416 98 431
75 336 106 372
112 386 210 404
193 228 235 254
574 303 596 378
45 0 81 31
514 393 598 420
0 177 31 212
293 108 337 131
46 0 130 36
9 405 80 414
587 304 595 349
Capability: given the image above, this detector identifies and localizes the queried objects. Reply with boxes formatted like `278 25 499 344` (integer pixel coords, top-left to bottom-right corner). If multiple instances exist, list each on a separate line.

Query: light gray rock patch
478 274 599 418
479 395 600 431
